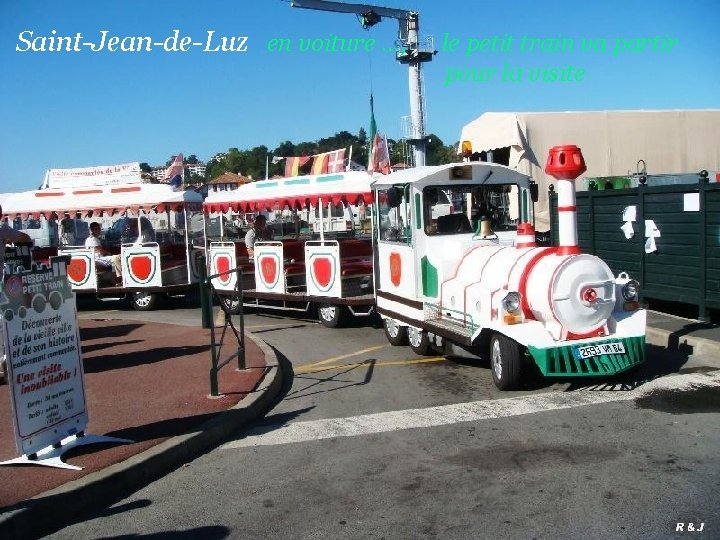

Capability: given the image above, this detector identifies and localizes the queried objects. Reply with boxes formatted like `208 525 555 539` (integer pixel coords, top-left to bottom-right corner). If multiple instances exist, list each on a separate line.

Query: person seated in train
85 222 122 284
244 215 268 260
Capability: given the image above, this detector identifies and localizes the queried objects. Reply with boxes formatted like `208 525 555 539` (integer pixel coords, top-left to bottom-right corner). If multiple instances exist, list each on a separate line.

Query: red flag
369 134 391 175
327 149 346 173
284 156 310 177
310 153 329 175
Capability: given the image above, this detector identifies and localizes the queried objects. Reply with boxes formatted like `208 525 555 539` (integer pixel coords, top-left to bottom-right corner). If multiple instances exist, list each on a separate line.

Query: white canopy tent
459 110 720 230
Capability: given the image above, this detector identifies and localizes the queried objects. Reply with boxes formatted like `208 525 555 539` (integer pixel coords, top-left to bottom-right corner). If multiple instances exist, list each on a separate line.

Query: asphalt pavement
0 307 718 539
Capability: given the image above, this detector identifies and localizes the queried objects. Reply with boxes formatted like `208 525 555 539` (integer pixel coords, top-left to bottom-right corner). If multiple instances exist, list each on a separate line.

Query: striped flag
284 156 310 177
369 133 391 175
311 153 329 175
327 149 346 173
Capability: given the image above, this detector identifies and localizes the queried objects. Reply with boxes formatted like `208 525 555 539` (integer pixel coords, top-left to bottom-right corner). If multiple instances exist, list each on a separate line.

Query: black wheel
318 303 346 328
383 317 408 346
131 291 158 311
490 333 522 390
220 296 243 315
408 326 434 356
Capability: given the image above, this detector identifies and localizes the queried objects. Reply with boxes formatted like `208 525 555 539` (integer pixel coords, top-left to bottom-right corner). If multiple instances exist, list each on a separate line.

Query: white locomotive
375 146 645 389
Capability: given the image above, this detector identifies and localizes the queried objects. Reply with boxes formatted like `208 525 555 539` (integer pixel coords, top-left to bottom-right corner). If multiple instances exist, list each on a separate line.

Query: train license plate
574 342 626 360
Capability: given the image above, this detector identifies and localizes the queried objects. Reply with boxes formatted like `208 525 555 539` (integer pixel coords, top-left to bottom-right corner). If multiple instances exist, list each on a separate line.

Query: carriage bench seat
340 260 373 277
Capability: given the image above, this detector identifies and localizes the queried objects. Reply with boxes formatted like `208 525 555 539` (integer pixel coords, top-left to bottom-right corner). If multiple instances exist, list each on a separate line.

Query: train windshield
423 184 520 235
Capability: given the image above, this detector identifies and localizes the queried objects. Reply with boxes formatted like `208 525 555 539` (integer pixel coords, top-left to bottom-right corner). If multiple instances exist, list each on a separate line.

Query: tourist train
203 145 646 390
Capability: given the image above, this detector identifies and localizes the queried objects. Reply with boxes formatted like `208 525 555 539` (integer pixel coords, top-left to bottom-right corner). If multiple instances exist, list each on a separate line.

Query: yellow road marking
295 356 447 374
299 344 390 371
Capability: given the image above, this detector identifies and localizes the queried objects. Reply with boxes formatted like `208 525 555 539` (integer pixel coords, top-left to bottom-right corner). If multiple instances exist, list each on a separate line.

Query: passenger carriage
1 183 204 310
203 171 375 326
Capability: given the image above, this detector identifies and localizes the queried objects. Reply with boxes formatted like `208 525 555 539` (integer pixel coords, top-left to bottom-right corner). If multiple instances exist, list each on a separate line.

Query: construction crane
290 0 434 167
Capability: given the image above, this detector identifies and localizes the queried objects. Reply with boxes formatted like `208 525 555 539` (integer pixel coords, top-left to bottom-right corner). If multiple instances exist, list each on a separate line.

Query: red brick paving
0 319 267 509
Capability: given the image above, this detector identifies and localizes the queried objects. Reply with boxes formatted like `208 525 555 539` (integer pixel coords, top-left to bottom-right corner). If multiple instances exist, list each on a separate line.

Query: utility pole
290 0 434 167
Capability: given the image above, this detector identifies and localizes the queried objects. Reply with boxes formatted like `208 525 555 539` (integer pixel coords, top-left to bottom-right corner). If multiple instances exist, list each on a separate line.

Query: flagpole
266 154 269 180
346 146 352 171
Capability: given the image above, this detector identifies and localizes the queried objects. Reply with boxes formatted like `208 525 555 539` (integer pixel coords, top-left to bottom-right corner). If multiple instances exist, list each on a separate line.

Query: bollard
198 254 211 329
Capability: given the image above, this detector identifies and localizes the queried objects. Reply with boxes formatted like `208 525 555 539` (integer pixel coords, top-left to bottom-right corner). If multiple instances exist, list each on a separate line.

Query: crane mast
290 0 434 167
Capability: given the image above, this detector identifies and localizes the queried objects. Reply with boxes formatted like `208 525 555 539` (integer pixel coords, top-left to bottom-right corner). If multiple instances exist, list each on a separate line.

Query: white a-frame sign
0 257 131 470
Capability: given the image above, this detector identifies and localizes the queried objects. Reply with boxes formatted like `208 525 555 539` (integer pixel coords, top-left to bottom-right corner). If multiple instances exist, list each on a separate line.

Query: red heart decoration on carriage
67 257 88 284
260 256 277 285
216 254 232 285
312 257 333 288
129 254 153 282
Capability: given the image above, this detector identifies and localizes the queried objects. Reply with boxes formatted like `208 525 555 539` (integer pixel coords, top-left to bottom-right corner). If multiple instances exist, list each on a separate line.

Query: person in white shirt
85 222 122 283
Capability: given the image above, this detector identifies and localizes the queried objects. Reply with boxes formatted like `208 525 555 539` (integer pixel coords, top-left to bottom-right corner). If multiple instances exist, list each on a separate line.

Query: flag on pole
368 94 390 173
284 156 310 177
327 149 346 173
164 154 184 190
311 153 329 175
370 133 391 175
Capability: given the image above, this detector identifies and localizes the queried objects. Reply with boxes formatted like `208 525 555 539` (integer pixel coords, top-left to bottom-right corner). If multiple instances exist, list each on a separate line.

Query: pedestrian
244 214 267 259
59 212 76 246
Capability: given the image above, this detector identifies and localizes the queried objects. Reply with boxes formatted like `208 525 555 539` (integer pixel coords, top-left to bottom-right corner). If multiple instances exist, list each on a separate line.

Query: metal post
637 177 646 306
207 280 219 397
236 265 246 370
198 254 211 329
699 170 709 321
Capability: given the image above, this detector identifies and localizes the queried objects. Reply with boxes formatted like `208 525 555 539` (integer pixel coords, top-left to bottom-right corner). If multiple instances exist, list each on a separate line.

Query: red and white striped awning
203 171 373 214
1 183 203 220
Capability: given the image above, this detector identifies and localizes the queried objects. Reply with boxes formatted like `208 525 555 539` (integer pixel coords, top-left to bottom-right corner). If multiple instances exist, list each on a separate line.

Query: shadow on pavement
286 359 377 400
82 339 144 354
83 344 211 373
79 323 144 341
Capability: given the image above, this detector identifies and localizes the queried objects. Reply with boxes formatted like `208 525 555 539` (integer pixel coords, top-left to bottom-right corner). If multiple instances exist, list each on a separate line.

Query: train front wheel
408 326 434 356
383 318 408 346
490 334 522 390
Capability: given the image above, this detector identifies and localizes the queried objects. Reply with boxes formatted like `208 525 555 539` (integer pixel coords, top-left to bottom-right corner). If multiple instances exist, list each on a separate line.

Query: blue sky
1 0 718 191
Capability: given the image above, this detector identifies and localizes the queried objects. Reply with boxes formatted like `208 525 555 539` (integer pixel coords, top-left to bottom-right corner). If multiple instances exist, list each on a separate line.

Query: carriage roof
0 183 203 219
203 171 373 214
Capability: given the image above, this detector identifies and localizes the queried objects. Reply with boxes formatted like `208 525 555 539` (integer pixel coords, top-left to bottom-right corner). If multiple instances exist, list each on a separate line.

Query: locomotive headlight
622 279 640 301
502 292 521 313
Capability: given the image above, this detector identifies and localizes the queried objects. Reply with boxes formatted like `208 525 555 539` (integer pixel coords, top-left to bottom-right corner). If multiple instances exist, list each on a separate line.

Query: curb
646 326 720 358
0 332 283 540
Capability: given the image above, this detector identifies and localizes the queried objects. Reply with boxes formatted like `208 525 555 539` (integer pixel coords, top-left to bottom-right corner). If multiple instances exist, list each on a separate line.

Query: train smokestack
545 145 586 256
